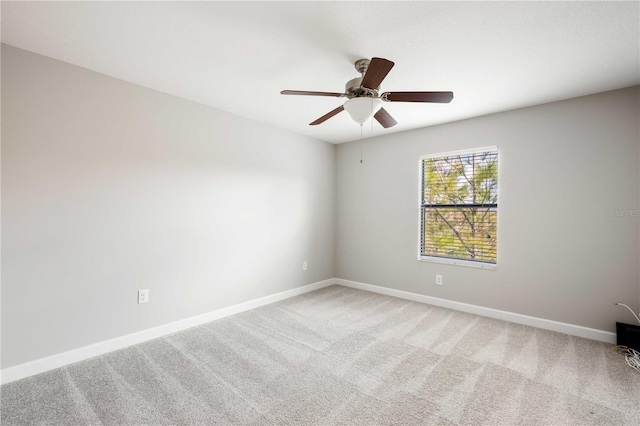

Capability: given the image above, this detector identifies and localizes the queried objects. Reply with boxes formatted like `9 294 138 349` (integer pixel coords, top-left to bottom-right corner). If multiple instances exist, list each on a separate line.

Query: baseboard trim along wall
2 278 616 384
0 279 335 385
335 278 617 344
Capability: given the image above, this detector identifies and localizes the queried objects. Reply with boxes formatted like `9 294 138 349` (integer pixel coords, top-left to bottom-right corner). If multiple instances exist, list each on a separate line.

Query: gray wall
336 86 640 332
3 43 638 370
1 45 336 368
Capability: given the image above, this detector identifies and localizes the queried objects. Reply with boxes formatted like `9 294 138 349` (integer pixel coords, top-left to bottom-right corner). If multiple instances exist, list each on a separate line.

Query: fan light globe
344 97 382 124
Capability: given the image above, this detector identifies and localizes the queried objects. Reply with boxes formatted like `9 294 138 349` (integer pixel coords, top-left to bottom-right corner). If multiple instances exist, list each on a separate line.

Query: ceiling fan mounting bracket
354 58 370 75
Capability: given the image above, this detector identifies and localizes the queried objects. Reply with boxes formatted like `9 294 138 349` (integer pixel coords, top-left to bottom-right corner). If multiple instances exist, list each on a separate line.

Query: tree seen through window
420 149 498 264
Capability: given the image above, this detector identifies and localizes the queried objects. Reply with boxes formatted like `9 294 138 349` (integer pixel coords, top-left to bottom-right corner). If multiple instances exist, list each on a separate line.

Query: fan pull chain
360 98 375 164
360 123 363 163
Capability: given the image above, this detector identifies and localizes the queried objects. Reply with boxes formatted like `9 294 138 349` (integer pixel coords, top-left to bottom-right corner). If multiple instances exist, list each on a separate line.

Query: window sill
418 256 497 270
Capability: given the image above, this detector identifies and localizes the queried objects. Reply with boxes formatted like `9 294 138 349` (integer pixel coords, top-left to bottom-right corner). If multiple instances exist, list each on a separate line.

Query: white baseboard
2 278 616 385
0 279 335 385
335 279 616 344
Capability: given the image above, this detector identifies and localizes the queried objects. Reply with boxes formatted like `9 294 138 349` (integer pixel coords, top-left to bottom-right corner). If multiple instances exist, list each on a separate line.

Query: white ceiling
2 1 639 144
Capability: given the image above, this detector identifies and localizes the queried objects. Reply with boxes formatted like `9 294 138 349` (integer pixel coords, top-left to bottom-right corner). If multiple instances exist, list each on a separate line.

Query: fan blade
281 90 345 97
374 108 398 128
310 106 345 125
383 91 454 103
361 57 395 90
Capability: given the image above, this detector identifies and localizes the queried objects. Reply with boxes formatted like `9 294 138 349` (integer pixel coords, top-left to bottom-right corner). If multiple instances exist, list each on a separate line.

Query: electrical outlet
138 289 149 304
435 275 443 285
303 261 308 271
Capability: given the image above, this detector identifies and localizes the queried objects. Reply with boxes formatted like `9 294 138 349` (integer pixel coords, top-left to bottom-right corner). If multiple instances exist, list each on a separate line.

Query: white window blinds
420 148 498 264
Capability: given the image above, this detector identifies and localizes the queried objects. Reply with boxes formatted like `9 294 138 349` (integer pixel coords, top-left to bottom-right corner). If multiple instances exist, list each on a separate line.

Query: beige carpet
2 285 639 425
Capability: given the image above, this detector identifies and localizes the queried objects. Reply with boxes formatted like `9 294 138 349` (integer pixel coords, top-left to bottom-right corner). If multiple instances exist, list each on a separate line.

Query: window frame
417 146 499 270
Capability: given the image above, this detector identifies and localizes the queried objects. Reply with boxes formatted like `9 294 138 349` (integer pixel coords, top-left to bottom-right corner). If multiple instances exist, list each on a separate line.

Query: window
419 147 498 268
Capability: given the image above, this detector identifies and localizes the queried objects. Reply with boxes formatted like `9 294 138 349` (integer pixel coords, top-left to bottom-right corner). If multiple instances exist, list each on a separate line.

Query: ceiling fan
281 57 453 128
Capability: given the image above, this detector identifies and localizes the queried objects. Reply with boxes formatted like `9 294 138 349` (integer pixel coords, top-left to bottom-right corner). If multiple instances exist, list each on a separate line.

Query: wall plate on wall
138 289 149 304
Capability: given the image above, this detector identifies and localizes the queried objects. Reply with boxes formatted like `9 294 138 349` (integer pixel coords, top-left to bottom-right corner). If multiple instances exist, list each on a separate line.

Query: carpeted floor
2 285 639 425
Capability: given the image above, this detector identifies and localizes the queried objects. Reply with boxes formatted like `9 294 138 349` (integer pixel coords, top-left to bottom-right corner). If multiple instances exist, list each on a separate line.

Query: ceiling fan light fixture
343 97 382 124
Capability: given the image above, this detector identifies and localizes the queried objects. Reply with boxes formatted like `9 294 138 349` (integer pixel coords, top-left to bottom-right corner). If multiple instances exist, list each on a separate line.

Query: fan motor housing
345 77 363 95
345 77 380 98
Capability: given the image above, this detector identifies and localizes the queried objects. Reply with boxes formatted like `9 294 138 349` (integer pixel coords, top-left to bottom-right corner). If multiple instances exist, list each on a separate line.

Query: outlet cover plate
138 289 149 304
